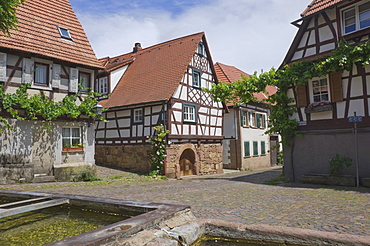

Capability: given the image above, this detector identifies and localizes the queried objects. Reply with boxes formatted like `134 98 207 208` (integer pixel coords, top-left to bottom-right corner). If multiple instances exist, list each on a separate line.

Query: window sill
304 104 333 114
342 26 370 41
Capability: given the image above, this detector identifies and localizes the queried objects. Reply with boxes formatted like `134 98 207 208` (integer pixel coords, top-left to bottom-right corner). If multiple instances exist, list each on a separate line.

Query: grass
263 174 285 185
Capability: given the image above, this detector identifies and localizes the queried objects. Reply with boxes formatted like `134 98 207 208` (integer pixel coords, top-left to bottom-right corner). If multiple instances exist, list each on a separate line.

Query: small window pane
72 128 80 137
62 128 70 137
359 2 370 13
35 63 48 84
344 9 355 19
79 72 90 91
360 18 370 29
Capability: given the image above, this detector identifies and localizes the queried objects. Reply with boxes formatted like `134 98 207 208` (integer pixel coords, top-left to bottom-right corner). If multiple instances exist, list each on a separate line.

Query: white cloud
76 0 308 74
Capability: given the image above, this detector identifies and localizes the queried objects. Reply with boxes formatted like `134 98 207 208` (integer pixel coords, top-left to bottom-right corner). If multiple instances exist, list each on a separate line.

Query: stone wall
166 143 223 178
95 145 151 173
284 130 370 183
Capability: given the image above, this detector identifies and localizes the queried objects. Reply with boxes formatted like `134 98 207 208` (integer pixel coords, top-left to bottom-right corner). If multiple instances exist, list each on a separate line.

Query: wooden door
179 149 195 176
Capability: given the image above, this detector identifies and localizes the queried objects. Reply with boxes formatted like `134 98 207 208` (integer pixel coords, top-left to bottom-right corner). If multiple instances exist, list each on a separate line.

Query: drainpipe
235 107 242 170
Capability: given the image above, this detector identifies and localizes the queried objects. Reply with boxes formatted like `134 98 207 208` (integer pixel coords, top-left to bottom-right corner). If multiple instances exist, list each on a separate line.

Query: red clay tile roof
301 0 345 17
214 62 277 105
0 0 101 69
101 32 206 108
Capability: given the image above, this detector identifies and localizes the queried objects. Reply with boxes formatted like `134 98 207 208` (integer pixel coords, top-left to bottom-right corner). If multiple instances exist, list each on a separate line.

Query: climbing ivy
148 124 170 177
0 83 106 133
207 40 370 146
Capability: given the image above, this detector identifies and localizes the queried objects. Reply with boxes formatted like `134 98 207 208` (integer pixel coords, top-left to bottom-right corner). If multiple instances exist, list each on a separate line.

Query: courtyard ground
1 165 369 237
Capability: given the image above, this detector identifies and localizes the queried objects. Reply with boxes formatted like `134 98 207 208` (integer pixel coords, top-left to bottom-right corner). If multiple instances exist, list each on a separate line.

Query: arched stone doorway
179 148 196 176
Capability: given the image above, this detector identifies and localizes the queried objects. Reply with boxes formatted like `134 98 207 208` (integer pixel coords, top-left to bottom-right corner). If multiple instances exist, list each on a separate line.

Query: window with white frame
98 77 108 94
62 127 82 148
34 62 49 85
240 110 248 127
79 72 90 92
183 104 196 123
342 1 370 34
310 77 330 103
133 108 143 123
192 70 201 88
248 112 255 127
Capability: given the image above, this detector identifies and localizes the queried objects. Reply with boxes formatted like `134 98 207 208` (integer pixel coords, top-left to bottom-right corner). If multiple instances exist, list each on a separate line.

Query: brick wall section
166 143 223 178
95 145 151 173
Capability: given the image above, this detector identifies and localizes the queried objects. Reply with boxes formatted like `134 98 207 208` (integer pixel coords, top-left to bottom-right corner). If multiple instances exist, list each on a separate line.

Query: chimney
132 43 142 53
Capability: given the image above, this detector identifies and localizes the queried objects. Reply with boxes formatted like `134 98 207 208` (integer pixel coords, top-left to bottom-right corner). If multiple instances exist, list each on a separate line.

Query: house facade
0 0 102 184
214 63 278 171
282 0 370 182
95 33 224 178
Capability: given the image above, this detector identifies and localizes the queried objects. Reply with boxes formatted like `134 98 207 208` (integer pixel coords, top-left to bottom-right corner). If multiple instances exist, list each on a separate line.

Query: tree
0 0 25 36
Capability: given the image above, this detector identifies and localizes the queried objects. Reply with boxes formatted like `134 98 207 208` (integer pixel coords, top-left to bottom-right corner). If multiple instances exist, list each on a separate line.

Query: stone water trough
1 190 370 246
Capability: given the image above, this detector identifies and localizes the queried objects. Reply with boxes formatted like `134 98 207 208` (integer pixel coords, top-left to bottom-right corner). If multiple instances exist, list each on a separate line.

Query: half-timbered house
282 0 370 183
95 32 224 178
214 62 278 171
0 0 102 184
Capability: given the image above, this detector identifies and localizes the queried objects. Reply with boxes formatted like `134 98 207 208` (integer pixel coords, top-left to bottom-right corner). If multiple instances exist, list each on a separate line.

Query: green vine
207 40 370 146
0 83 106 132
148 124 170 177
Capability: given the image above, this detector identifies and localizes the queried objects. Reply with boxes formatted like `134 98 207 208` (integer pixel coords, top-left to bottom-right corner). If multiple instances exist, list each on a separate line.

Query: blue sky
69 0 309 74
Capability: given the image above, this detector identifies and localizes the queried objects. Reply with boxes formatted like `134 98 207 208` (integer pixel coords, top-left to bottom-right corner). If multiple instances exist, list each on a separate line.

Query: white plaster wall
110 65 128 92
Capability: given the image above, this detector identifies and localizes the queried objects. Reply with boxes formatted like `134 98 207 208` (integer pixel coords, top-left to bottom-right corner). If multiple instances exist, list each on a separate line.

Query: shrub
329 154 352 175
73 169 101 182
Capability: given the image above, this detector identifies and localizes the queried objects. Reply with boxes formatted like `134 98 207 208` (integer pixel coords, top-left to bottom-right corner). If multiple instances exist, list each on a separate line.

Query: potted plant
62 143 83 152
304 100 332 113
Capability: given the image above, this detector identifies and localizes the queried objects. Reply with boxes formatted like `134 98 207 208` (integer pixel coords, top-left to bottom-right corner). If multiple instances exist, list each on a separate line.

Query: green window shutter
240 110 245 126
261 141 266 155
244 142 250 157
253 141 258 156
256 114 261 128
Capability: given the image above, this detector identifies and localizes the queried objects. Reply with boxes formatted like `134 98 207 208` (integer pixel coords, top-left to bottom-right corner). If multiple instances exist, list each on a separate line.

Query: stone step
33 175 55 183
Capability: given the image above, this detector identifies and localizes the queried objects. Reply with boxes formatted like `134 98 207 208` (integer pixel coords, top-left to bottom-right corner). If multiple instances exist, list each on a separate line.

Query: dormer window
342 1 370 34
58 26 72 40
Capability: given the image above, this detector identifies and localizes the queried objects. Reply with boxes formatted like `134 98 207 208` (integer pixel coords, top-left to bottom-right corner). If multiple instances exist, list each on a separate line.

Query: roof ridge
106 32 204 61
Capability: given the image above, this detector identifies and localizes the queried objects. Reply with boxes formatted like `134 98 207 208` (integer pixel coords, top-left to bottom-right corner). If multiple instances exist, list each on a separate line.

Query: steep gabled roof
301 0 345 18
101 32 206 108
214 62 277 105
0 0 101 69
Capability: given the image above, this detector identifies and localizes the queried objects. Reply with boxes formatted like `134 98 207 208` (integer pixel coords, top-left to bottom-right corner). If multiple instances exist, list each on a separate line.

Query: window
58 26 72 40
248 112 255 127
133 108 143 123
261 141 266 155
244 142 250 157
183 104 196 123
79 72 90 92
256 113 266 129
310 77 329 102
34 62 49 85
253 141 258 156
159 110 167 123
62 127 82 148
197 43 204 56
192 70 201 88
342 1 370 34
98 77 108 94
240 110 248 127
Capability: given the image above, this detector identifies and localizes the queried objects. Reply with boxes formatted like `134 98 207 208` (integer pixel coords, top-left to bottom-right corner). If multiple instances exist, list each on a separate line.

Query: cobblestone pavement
1 166 370 236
